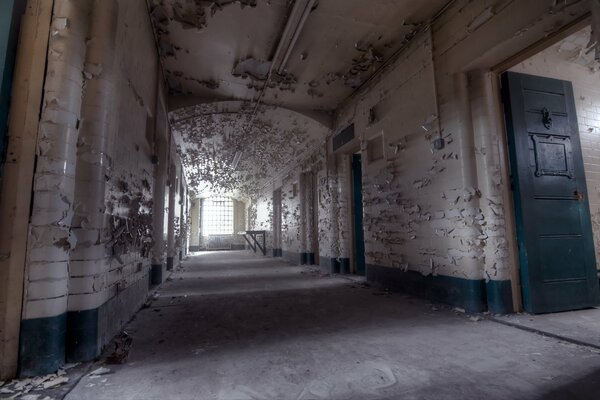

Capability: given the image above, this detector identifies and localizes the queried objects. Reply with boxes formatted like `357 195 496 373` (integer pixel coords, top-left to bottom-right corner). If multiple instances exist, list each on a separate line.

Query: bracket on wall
243 230 266 256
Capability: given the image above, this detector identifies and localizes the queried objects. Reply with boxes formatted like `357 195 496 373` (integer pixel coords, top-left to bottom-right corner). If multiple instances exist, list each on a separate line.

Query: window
202 196 234 235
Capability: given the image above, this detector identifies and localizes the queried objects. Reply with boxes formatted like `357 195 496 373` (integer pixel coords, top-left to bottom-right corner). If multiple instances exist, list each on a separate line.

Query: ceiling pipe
249 0 316 117
272 0 317 74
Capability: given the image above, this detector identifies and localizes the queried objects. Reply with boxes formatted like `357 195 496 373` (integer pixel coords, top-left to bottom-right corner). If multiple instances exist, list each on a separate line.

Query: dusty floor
50 251 600 399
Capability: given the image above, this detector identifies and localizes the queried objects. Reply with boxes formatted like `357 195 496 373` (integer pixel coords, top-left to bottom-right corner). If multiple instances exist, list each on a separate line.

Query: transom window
203 196 234 235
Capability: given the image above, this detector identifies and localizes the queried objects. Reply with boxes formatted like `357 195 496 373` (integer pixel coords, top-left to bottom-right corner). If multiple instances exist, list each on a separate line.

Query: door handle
574 190 585 201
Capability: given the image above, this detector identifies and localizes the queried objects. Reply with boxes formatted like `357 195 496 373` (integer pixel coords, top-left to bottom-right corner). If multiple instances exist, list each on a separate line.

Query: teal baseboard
66 309 99 363
319 257 350 274
19 313 66 377
486 280 514 314
339 258 350 274
366 264 488 313
151 263 163 285
282 251 302 265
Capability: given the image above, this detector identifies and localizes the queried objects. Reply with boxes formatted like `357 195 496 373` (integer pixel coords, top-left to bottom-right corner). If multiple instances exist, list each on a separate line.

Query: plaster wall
250 0 591 313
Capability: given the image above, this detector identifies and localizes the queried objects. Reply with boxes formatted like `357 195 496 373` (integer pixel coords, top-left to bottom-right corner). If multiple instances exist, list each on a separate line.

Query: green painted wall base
66 309 99 363
320 257 338 274
301 252 315 265
19 314 66 377
367 264 488 313
166 256 174 270
319 257 350 274
282 251 302 265
486 280 514 314
151 263 163 285
339 259 350 274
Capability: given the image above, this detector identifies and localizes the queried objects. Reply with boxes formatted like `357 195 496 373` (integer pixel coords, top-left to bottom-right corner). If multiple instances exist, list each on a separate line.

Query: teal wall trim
19 314 67 377
319 257 339 274
282 251 302 265
66 309 99 362
300 252 315 265
188 245 201 252
231 244 246 250
339 258 350 274
272 248 282 257
151 263 163 285
166 256 174 270
366 264 487 313
0 0 25 169
486 280 514 314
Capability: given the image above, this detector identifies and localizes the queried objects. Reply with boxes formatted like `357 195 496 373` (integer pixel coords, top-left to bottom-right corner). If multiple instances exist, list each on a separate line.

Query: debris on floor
89 367 112 377
106 331 133 365
300 267 326 277
0 370 69 399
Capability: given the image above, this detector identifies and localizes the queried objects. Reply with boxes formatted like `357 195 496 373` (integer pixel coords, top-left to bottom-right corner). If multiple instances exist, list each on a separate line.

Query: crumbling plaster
328 0 591 283
248 0 593 287
170 101 328 199
149 0 450 112
16 0 183 375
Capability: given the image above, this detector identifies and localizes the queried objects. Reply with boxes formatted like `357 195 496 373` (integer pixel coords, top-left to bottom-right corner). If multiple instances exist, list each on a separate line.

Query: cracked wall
18 0 179 374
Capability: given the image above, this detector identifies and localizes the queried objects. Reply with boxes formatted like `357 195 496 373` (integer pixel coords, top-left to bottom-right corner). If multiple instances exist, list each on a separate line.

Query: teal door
1 0 23 167
502 71 600 314
351 154 366 276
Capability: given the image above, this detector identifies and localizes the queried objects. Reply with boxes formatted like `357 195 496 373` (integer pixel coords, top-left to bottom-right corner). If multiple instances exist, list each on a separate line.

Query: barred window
203 196 234 235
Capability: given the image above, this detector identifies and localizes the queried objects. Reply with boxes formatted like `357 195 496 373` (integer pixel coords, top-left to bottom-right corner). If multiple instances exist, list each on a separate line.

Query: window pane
203 196 234 235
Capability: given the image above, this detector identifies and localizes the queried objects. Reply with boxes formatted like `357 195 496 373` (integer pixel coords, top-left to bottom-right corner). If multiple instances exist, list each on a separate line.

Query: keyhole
542 107 553 130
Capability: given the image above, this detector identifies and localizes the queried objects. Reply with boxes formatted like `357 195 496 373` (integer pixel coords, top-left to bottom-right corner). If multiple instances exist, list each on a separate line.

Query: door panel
351 154 366 276
502 71 600 313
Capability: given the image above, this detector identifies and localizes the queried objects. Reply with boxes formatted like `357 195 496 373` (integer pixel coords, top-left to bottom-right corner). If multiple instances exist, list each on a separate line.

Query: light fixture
232 151 243 170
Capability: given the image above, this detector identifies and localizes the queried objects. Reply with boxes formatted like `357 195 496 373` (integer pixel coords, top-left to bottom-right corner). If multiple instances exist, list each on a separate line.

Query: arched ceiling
171 102 329 198
149 0 451 195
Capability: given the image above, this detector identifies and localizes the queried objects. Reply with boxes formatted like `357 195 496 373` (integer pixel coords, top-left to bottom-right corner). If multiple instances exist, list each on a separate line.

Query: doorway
311 171 320 265
500 26 600 313
273 188 282 257
351 153 366 276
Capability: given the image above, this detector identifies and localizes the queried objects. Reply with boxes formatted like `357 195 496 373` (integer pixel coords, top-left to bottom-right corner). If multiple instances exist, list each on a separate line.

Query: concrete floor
63 251 600 400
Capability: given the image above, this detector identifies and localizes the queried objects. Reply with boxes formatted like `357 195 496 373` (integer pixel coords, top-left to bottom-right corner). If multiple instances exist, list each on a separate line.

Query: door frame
490 15 593 312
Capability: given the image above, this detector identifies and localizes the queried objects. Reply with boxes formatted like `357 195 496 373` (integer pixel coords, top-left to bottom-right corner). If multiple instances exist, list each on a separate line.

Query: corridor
59 251 600 400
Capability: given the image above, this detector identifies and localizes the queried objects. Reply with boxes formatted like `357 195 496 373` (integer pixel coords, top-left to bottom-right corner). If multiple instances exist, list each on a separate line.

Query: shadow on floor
535 368 600 400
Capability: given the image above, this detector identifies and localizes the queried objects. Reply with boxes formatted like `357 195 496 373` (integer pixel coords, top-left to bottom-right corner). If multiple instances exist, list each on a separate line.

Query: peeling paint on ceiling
171 102 328 198
152 0 451 195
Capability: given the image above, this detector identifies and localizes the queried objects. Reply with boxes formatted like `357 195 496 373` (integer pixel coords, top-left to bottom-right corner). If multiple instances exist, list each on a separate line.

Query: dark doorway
502 71 600 313
351 153 366 276
273 188 282 257
311 171 320 265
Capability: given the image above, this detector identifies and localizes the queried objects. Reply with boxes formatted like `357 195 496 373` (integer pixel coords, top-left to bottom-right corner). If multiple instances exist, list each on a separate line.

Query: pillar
189 198 200 252
470 70 518 314
19 0 91 376
67 0 117 362
150 129 168 285
166 164 176 270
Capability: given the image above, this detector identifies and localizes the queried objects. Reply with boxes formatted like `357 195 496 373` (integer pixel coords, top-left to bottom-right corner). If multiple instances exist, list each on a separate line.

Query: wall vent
332 123 355 151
